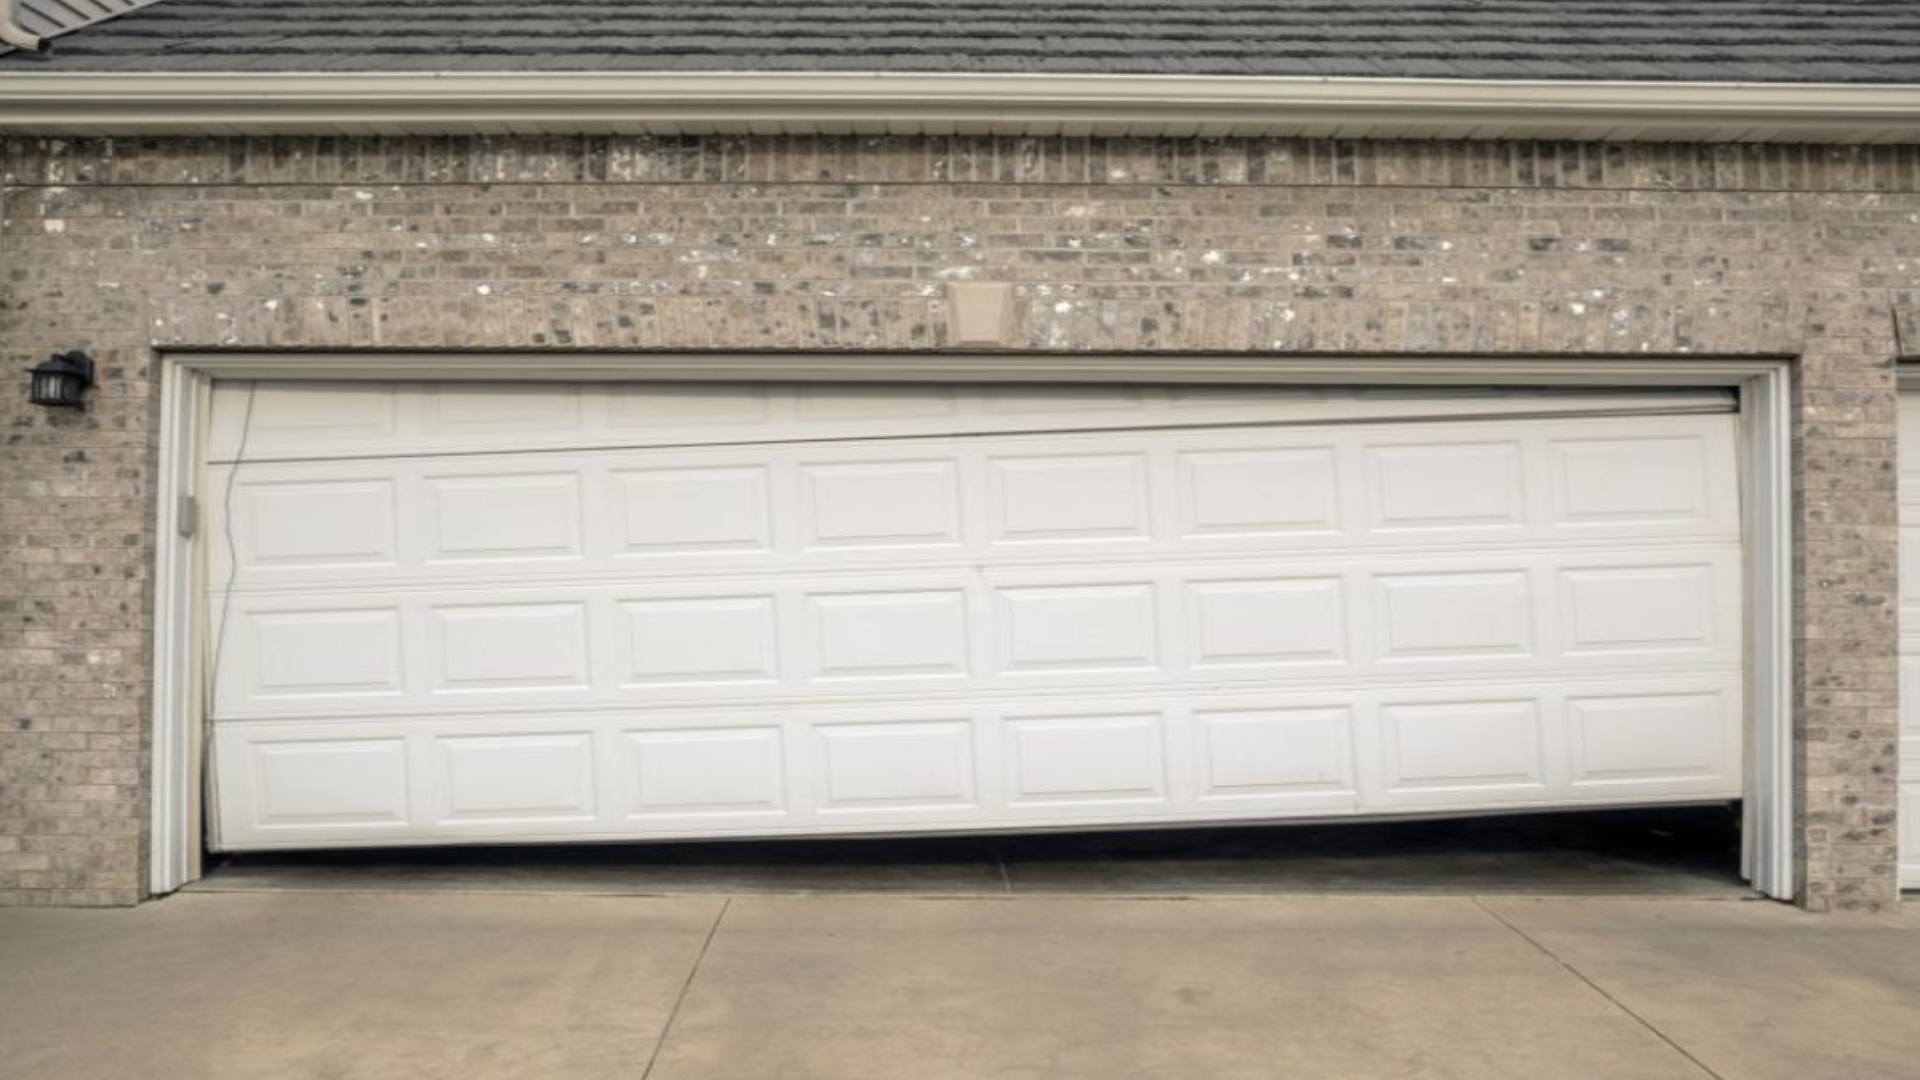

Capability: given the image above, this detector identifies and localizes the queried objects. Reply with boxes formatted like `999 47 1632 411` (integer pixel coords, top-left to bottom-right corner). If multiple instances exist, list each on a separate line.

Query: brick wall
1 135 1912 909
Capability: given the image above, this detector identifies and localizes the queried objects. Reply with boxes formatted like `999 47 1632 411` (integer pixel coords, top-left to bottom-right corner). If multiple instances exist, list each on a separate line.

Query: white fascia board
0 71 1918 141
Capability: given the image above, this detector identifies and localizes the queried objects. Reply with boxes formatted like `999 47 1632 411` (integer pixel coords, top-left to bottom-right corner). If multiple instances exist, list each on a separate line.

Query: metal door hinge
177 494 198 539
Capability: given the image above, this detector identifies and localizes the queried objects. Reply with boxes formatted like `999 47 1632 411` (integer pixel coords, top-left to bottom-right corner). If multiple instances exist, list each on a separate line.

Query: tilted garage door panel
204 380 1735 462
204 388 1743 849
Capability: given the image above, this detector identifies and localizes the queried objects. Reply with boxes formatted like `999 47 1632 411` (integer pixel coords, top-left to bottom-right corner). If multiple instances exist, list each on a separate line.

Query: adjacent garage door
1901 393 1920 889
203 381 1745 851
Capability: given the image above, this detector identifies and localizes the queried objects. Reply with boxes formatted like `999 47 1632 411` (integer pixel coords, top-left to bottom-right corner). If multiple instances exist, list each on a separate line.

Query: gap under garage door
201 381 1745 851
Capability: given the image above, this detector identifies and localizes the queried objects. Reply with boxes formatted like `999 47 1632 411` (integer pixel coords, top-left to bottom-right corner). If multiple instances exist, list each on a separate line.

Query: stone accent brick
2 135 1914 909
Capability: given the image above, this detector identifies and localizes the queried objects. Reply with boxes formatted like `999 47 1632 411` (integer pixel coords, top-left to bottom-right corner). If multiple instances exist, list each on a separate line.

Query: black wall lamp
29 351 95 409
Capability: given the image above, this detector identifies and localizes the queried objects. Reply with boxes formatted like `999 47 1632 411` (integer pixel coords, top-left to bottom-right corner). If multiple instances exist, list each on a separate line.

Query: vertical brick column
1 157 156 906
1793 301 1903 912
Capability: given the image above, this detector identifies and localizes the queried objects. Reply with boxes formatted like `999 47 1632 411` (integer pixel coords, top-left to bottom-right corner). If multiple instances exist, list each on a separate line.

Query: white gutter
0 72 1918 141
0 0 49 54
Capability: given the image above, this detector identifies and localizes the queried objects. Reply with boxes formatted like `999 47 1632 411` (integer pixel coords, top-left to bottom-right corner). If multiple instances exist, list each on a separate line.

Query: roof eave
2 72 1918 142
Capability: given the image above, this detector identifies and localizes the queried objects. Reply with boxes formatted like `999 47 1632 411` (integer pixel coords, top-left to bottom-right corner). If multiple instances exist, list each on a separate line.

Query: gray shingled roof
6 0 1920 82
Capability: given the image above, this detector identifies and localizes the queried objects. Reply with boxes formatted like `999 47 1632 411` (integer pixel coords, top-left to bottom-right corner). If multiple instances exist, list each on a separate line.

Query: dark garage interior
193 805 1749 899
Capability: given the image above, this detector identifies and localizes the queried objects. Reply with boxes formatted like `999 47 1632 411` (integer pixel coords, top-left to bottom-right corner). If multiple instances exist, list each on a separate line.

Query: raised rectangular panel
1384 700 1544 791
616 467 770 554
1376 573 1533 659
630 728 785 814
1005 713 1166 804
991 454 1150 542
808 591 968 680
1367 442 1524 530
1187 578 1345 667
251 739 408 825
796 384 958 420
1197 708 1355 798
427 384 581 432
999 584 1157 673
219 382 395 455
434 603 589 691
237 480 396 569
1179 448 1339 537
815 721 975 809
438 734 596 821
427 473 582 561
244 609 403 699
1569 694 1723 785
1553 437 1711 524
621 596 778 685
1561 565 1715 654
801 460 962 549
609 383 771 426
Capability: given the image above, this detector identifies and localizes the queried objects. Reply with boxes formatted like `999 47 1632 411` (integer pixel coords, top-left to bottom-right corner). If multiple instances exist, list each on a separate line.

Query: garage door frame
148 352 1796 900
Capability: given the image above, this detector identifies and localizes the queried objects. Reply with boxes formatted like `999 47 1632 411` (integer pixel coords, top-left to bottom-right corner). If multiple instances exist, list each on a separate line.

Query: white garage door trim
150 353 1795 901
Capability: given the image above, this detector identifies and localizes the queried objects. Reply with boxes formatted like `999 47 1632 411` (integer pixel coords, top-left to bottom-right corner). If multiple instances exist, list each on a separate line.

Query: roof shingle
7 0 1920 83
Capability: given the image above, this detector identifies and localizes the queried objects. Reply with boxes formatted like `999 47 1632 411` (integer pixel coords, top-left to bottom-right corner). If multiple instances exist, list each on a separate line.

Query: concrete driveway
2 892 1917 1080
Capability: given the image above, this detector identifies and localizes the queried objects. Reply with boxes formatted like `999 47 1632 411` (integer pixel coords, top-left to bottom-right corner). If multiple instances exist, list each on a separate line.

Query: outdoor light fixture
29 351 95 409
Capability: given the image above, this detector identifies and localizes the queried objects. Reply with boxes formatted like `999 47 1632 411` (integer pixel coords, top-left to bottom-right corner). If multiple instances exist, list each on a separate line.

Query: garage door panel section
206 380 1736 464
211 672 1744 848
210 549 1738 721
206 387 1744 850
206 417 1740 587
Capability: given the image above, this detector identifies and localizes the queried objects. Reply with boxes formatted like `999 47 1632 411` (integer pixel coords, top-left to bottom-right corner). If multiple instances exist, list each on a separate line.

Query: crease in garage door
199 381 1746 850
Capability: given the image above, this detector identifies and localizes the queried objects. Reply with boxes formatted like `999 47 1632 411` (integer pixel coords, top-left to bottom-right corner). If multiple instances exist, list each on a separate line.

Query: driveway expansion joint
1472 898 1729 1080
641 896 732 1080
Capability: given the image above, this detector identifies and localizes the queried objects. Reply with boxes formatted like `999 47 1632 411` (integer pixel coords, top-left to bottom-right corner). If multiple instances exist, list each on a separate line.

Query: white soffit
1 72 1919 142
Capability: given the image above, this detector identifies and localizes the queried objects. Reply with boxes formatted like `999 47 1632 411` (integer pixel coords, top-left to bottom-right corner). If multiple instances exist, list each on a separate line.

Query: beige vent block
947 282 1015 347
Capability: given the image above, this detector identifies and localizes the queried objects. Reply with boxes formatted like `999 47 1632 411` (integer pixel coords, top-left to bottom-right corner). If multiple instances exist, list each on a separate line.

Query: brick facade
1 135 1912 910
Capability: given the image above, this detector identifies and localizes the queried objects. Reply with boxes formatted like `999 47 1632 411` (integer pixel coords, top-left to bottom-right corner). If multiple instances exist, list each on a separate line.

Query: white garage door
203 381 1745 851
1899 393 1920 889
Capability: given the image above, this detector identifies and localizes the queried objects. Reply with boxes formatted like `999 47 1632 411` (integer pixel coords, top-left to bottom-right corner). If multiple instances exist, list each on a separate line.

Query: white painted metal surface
203 381 1744 851
1898 393 1920 889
